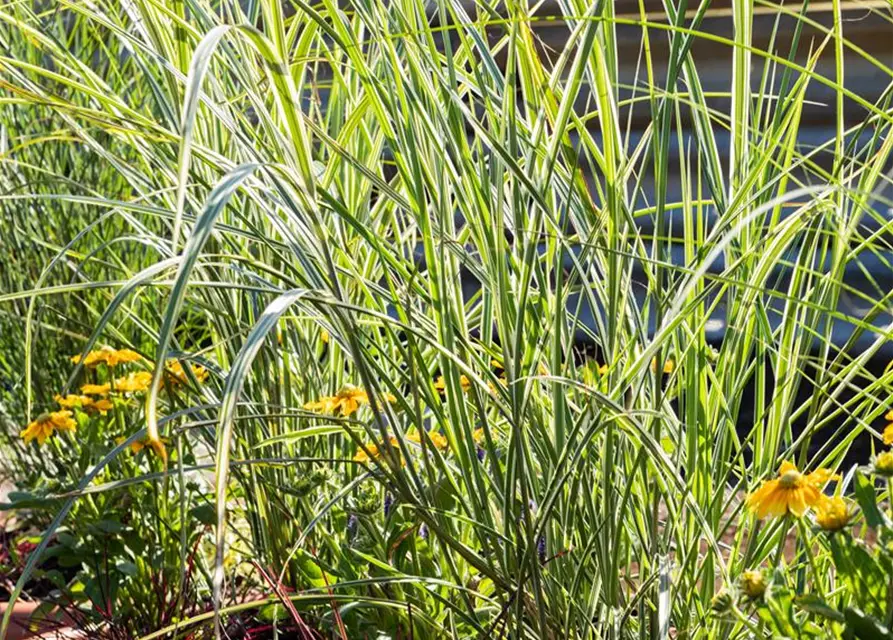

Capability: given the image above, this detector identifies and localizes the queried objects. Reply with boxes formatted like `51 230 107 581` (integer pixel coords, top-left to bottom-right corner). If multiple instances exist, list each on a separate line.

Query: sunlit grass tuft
3 0 893 637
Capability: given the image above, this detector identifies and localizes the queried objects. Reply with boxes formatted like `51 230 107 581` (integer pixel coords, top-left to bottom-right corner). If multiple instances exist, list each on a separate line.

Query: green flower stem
796 516 825 599
732 605 764 638
774 515 790 569
887 478 893 524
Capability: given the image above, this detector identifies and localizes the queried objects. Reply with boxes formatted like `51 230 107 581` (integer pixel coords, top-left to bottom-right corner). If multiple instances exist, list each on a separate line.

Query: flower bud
876 451 893 477
739 570 766 599
710 592 734 615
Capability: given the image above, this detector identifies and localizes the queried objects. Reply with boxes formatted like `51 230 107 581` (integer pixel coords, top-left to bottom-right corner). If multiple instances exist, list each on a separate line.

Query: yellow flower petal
55 394 94 409
166 360 209 385
113 371 152 393
81 383 111 396
815 496 852 532
72 346 142 368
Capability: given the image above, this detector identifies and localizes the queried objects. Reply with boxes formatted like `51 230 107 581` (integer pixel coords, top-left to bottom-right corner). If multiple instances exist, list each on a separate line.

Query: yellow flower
304 397 337 414
55 394 95 409
883 423 893 446
166 360 209 385
874 451 893 477
427 431 449 449
746 461 839 519
70 350 105 367
651 357 675 374
105 349 142 367
304 385 391 417
473 427 485 443
815 496 852 532
71 346 141 368
488 376 508 393
331 386 368 416
598 363 609 375
116 435 169 455
50 411 77 433
20 420 54 445
90 398 114 415
321 329 329 344
807 468 839 487
739 570 766 599
352 443 378 462
487 376 508 393
353 437 403 465
407 431 450 450
81 383 111 396
113 371 152 394
55 394 114 415
434 375 472 393
20 410 77 445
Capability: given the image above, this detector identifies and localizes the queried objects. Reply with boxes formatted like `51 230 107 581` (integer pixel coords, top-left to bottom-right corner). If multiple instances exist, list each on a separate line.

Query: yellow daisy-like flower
55 394 114 415
51 411 78 433
166 360 209 385
304 386 393 417
739 570 766 599
874 451 893 477
815 496 853 532
90 398 115 415
473 427 486 443
488 377 508 393
113 371 152 394
651 357 675 374
353 437 403 465
55 394 95 409
330 386 368 416
71 351 104 367
883 422 893 446
598 363 609 375
116 435 170 455
81 383 111 396
352 442 379 462
407 431 450 450
105 348 142 367
304 396 337 414
320 329 329 344
71 348 116 367
20 420 55 446
746 461 839 519
20 410 77 445
434 375 472 393
71 346 142 368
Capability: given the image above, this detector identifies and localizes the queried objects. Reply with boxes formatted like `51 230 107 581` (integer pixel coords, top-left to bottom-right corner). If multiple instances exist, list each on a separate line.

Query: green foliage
2 0 893 637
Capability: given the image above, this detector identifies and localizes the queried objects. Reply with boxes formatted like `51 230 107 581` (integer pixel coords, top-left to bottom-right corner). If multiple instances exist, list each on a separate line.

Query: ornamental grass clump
4 0 893 637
